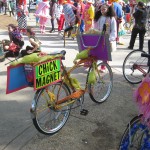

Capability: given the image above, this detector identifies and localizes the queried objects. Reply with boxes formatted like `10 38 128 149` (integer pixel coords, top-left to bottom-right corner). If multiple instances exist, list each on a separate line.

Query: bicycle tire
88 62 113 103
123 22 131 29
145 20 150 37
122 50 149 84
32 82 71 135
119 115 150 150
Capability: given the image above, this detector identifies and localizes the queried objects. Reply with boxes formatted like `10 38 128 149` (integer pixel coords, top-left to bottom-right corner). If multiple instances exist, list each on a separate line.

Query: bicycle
145 18 150 37
29 49 113 135
118 114 150 150
122 40 150 84
123 16 134 33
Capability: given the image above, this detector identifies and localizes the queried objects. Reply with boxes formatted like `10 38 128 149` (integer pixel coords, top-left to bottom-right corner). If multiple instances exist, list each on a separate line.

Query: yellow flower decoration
139 82 150 104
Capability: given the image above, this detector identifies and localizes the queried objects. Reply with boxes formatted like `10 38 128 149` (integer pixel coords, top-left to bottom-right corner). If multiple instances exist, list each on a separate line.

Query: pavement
0 13 150 150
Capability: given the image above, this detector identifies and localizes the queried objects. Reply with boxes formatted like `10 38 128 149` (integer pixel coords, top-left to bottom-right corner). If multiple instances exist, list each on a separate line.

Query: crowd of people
0 0 149 60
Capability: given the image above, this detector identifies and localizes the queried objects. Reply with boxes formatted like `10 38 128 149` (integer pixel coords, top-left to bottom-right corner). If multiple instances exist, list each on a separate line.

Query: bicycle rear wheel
119 115 150 150
32 82 71 135
123 50 149 84
145 20 150 37
88 62 113 103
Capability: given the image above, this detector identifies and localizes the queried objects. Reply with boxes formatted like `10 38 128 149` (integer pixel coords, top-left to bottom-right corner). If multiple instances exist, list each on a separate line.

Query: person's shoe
127 46 133 50
136 48 143 51
117 42 124 45
49 29 55 33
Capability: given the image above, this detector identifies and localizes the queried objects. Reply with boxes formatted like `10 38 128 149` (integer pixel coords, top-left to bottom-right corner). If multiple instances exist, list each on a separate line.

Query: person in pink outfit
35 0 50 34
82 0 95 32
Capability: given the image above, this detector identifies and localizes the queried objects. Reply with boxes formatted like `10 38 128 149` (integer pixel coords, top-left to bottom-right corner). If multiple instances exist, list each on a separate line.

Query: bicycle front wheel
123 50 149 84
88 62 113 103
32 82 71 135
119 115 150 150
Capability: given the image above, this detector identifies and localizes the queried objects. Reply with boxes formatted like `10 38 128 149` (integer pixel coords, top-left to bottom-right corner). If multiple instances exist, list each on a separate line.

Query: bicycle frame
54 57 99 107
30 56 99 115
132 63 148 77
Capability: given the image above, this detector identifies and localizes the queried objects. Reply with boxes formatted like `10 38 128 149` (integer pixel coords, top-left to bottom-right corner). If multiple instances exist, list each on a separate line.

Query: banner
34 59 62 90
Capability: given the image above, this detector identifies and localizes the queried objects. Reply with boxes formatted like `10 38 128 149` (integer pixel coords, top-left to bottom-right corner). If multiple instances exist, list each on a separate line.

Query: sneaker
127 46 133 50
117 42 124 45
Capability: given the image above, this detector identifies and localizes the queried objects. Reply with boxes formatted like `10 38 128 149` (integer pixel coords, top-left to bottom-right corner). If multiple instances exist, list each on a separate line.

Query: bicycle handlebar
141 53 150 59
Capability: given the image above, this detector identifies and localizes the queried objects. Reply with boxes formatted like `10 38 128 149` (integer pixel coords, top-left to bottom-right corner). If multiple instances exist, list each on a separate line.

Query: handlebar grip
141 53 150 58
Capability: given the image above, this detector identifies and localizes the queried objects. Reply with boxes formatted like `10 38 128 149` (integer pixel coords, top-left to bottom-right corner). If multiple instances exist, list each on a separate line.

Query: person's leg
11 10 14 16
116 20 120 43
42 18 48 33
139 28 146 50
128 27 138 49
21 46 33 57
80 19 84 33
148 40 150 54
4 3 6 15
39 17 43 33
50 19 55 32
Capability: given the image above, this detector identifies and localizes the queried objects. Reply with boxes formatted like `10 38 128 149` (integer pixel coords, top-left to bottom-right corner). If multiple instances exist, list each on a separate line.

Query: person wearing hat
62 0 76 29
82 0 95 32
128 1 147 50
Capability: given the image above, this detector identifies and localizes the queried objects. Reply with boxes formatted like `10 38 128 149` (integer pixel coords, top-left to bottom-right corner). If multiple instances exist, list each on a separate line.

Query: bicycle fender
30 89 41 119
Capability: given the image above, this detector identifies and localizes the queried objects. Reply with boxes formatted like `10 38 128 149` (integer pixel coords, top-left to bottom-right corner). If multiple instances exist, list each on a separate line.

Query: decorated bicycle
6 28 113 135
119 72 150 149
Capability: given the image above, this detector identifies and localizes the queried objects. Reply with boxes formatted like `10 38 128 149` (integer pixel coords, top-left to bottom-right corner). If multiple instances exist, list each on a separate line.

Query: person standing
128 1 147 50
3 0 7 15
94 4 117 70
82 0 95 32
35 0 42 26
16 0 28 34
49 0 57 33
79 0 85 33
35 0 50 33
56 0 65 35
109 0 123 45
8 1 14 17
63 0 76 29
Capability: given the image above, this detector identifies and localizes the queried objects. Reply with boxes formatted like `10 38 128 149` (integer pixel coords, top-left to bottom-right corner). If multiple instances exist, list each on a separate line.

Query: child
94 4 117 70
35 0 50 34
2 24 24 58
21 27 41 56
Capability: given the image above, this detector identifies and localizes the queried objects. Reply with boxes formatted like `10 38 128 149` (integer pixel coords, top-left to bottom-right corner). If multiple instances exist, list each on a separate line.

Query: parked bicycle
29 49 113 135
122 40 150 84
119 114 150 150
145 18 150 37
123 16 134 33
119 72 150 149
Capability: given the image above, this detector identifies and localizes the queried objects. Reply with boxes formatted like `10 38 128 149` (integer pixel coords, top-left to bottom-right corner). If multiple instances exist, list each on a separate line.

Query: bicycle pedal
80 109 88 116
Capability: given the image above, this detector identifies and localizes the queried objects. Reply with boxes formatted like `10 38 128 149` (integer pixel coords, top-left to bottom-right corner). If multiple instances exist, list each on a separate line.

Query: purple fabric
78 34 112 61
